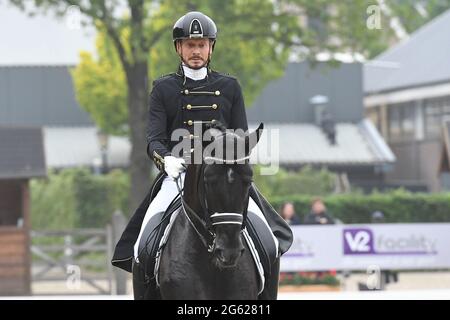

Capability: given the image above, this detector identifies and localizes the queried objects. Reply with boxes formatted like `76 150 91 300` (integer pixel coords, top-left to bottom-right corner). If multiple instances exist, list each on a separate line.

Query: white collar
182 64 207 81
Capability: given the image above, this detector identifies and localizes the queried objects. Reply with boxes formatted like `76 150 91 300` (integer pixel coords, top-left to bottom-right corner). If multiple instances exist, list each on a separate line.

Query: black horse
155 124 266 300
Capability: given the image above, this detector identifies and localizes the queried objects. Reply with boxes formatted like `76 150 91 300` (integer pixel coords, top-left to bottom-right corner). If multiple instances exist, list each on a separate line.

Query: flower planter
279 284 340 292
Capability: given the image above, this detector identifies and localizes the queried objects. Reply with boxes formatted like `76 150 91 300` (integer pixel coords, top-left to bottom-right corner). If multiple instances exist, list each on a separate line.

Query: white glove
164 156 186 180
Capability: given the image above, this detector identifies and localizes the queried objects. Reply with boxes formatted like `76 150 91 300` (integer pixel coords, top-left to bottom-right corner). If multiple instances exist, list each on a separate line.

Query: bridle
175 155 251 253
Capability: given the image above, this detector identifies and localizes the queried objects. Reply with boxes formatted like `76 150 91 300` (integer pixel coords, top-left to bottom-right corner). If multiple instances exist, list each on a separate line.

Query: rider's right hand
164 155 186 180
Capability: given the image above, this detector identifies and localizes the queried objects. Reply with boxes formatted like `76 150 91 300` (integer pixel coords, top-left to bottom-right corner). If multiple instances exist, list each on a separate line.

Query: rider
112 11 291 298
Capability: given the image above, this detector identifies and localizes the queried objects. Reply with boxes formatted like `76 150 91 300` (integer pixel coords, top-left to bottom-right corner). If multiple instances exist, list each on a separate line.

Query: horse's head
200 123 263 269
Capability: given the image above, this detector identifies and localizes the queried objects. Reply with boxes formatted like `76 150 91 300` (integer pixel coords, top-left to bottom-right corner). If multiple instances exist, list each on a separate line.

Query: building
0 4 129 171
0 127 46 295
364 9 450 192
247 62 395 191
0 65 130 171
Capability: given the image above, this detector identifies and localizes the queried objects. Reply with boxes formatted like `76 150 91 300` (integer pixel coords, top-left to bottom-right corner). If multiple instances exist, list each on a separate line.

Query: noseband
175 155 250 253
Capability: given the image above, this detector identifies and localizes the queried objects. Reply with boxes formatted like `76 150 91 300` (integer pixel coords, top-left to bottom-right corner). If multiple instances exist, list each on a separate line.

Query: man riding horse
111 11 293 299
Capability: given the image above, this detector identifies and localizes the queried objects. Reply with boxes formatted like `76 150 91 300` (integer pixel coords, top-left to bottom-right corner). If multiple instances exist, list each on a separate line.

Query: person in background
280 202 301 225
303 198 335 225
302 198 337 282
371 210 385 223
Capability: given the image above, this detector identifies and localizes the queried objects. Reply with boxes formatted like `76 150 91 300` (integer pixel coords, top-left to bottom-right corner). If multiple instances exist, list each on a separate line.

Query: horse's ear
245 123 264 155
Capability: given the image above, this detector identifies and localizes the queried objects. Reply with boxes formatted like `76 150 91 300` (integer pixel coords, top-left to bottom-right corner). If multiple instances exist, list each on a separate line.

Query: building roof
40 120 395 170
41 120 395 170
0 66 93 127
0 4 95 66
0 126 47 179
364 9 450 94
247 62 364 124
249 119 395 167
43 127 130 169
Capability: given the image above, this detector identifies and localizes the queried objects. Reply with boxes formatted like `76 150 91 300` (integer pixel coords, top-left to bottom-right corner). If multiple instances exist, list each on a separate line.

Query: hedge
31 169 450 230
31 168 130 229
253 165 336 198
31 169 78 230
270 189 450 224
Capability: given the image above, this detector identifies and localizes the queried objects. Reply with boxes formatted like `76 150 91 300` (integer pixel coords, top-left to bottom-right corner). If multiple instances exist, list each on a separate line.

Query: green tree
389 0 450 34
71 1 293 137
280 0 450 59
270 0 397 59
72 35 128 136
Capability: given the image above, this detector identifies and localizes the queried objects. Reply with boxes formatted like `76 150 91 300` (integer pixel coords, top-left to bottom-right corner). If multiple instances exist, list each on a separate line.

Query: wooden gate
30 227 114 295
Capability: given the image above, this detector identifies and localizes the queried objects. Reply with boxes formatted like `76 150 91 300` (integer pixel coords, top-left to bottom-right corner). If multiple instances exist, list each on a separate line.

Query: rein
176 172 216 252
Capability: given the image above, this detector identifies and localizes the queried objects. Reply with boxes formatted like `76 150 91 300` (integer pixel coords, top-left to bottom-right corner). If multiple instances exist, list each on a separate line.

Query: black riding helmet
172 11 217 51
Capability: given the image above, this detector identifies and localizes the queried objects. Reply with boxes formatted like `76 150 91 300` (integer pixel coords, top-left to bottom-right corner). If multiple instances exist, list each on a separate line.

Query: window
388 102 415 141
0 181 23 227
366 107 381 133
388 106 401 141
402 106 415 137
424 96 450 139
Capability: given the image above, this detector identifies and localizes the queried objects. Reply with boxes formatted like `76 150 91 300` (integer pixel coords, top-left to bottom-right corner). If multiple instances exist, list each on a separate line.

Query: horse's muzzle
213 245 245 269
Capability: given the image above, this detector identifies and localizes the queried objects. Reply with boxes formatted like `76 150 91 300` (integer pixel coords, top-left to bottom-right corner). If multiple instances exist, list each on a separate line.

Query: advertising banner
280 223 450 271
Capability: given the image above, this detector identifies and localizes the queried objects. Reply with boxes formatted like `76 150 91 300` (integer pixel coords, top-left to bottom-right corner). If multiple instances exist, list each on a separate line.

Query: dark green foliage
271 189 450 224
31 168 130 229
253 165 337 199
32 168 450 230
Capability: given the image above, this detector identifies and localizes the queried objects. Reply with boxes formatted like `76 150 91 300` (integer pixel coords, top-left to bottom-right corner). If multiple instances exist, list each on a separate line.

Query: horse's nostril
215 248 225 261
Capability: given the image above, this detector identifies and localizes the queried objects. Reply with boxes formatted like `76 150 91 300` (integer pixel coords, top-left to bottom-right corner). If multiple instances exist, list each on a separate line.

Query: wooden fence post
111 210 128 295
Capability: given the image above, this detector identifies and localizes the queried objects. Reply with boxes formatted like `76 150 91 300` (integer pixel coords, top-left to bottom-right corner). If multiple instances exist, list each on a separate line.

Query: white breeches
133 172 278 259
